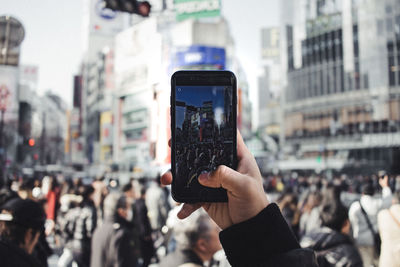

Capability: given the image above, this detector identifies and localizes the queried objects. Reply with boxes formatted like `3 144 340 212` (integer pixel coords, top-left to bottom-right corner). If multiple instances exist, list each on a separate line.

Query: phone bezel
170 70 237 203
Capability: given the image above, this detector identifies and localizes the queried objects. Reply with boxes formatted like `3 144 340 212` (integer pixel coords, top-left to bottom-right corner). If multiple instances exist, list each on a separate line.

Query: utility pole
40 112 46 165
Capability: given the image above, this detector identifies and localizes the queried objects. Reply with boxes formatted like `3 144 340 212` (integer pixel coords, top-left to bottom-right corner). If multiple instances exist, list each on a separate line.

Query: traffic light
104 0 151 17
28 138 35 147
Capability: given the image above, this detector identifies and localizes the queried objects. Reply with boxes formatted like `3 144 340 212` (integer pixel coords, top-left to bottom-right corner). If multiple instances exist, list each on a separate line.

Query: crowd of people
263 172 400 267
175 142 233 189
0 174 172 267
0 135 400 266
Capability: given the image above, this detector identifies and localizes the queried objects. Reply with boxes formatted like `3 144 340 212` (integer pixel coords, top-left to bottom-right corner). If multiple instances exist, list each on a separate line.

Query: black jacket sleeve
219 203 318 267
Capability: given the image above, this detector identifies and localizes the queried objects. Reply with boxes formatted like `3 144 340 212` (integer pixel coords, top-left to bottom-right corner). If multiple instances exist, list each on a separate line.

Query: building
114 17 162 175
112 11 252 177
280 0 400 174
18 73 67 168
75 0 253 177
80 0 127 167
258 27 283 141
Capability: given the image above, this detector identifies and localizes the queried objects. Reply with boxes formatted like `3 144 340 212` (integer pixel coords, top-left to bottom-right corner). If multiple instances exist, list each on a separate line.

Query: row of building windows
286 120 400 140
301 28 345 66
388 39 400 86
287 8 400 101
286 61 368 101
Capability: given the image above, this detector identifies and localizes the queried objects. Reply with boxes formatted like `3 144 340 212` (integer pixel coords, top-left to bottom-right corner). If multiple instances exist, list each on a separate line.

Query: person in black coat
0 198 46 267
300 185 363 267
161 131 318 267
90 193 139 267
134 187 155 267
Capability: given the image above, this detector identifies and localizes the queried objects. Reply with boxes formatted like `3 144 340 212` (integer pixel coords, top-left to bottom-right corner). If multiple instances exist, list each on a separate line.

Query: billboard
100 111 113 162
261 27 280 62
174 0 220 22
0 65 19 123
171 45 225 72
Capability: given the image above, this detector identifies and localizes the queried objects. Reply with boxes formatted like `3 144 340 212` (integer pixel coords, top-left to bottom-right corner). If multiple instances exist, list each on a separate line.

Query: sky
175 85 225 128
1 0 280 111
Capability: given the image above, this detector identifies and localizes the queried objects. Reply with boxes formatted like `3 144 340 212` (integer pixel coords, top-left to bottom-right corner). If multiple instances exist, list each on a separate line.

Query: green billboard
174 0 221 21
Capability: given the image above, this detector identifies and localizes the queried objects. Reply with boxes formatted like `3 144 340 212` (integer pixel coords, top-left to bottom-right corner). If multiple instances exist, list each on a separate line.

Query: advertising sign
174 0 220 21
261 27 280 62
171 45 225 71
0 65 18 122
100 111 113 146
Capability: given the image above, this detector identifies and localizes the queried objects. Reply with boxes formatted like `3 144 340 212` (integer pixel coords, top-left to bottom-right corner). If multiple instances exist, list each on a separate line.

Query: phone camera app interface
175 86 234 195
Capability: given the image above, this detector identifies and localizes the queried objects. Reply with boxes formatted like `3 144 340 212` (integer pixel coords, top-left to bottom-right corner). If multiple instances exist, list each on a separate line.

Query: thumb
198 165 246 193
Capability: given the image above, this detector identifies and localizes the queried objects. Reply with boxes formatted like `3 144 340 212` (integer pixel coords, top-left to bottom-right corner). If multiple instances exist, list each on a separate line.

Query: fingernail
198 173 209 183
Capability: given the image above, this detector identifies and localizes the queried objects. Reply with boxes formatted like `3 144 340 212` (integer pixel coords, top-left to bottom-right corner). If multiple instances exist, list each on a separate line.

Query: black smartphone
171 70 237 203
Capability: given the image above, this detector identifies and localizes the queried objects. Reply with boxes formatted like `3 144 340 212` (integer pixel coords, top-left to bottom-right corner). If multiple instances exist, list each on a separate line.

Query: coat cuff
219 203 300 266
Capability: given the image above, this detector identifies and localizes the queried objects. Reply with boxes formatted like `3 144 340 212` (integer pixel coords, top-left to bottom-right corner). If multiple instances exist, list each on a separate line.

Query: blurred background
0 0 399 192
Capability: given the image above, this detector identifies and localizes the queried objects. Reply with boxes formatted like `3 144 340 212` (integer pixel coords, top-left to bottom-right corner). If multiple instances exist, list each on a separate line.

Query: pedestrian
43 175 61 235
158 208 222 267
134 187 155 267
348 174 392 267
278 191 301 237
0 198 46 267
145 178 171 233
378 190 400 267
299 191 322 237
57 193 82 267
72 185 97 267
90 193 139 267
300 185 363 266
92 176 108 226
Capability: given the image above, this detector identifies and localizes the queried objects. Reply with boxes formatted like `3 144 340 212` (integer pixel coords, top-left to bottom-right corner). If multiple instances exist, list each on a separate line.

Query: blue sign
172 45 226 70
96 0 117 20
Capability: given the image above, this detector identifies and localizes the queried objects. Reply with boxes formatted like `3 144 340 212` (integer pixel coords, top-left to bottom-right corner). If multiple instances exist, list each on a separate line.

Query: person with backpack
349 174 392 267
300 185 363 266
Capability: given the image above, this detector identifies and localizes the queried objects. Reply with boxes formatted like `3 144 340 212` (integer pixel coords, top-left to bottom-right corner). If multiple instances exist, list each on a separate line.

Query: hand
379 175 389 188
161 131 269 230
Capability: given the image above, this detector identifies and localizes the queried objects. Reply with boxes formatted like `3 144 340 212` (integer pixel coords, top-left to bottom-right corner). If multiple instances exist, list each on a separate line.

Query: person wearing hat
349 174 392 267
0 198 46 267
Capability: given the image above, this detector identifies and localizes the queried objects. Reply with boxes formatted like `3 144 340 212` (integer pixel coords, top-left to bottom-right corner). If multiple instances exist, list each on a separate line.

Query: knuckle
216 165 229 180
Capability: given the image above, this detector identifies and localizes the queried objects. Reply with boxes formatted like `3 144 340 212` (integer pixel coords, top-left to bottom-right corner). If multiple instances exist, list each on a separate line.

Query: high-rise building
258 27 282 140
113 17 162 174
281 0 400 174
80 0 127 165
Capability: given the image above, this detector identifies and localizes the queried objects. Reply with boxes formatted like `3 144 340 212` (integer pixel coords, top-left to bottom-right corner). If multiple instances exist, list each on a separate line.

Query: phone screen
173 84 235 201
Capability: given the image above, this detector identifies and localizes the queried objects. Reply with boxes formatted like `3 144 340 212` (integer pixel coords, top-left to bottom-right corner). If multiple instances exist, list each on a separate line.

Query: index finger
161 171 172 186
